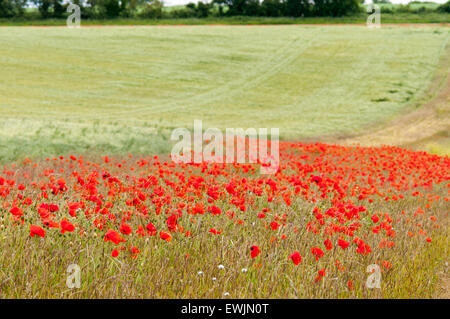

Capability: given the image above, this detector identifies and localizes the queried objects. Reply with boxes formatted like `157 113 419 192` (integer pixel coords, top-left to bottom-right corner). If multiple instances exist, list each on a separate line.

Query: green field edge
1 14 450 26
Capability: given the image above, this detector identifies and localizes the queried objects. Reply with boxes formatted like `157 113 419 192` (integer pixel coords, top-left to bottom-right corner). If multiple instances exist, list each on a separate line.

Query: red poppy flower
288 251 302 265
250 245 261 258
146 222 157 235
338 239 350 249
160 231 172 242
209 228 221 235
324 238 333 250
130 246 140 256
61 219 75 234
104 229 122 245
270 221 279 230
120 223 132 235
347 280 354 290
311 247 324 261
315 268 326 282
42 218 59 228
209 205 222 216
10 206 23 216
30 225 45 238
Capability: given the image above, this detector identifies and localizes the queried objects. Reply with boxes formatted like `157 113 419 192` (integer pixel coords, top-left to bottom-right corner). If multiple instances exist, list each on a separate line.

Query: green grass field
1 13 450 26
0 25 449 163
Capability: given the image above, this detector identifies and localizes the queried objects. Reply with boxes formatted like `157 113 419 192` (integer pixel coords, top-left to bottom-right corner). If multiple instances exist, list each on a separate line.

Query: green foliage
210 0 262 16
285 0 310 17
213 0 362 17
313 0 362 17
376 1 442 14
103 0 121 18
0 0 26 17
261 0 285 17
437 1 450 13
139 0 163 18
183 1 213 18
168 7 197 18
31 0 66 19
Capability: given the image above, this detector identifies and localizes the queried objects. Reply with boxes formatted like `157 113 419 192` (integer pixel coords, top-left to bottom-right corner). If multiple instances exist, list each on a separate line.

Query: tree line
0 0 449 19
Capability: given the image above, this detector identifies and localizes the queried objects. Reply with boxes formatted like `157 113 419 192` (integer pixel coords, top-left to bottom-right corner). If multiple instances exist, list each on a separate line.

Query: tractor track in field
335 41 450 149
64 27 321 121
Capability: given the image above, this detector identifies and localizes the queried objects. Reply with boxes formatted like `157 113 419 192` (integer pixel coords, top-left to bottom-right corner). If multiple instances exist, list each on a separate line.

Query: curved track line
87 28 320 121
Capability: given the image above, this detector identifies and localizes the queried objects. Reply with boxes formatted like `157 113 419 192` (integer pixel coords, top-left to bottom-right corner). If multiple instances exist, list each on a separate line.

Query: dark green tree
0 0 27 18
139 0 163 18
185 1 212 18
32 0 66 18
437 0 450 13
285 0 310 17
196 1 211 17
313 0 361 17
53 0 65 18
261 0 285 17
212 0 260 16
103 0 121 18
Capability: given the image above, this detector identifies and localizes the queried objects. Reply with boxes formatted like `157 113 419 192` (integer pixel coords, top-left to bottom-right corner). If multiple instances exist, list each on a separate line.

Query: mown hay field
0 26 448 161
